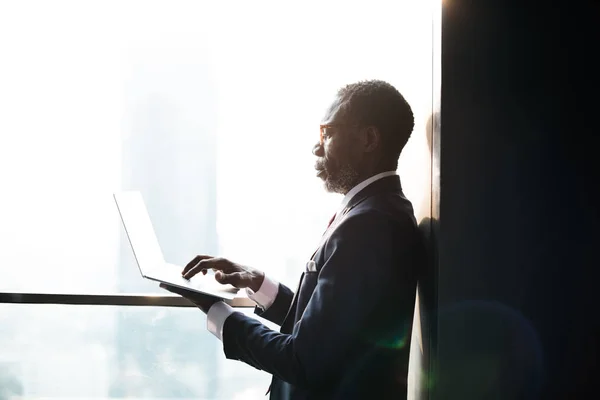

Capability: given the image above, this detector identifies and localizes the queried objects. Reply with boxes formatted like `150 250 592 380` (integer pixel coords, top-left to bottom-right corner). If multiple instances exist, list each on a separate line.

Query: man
162 80 426 399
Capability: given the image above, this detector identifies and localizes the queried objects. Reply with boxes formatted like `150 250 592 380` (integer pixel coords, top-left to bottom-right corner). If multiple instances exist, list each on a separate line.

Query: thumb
215 271 241 286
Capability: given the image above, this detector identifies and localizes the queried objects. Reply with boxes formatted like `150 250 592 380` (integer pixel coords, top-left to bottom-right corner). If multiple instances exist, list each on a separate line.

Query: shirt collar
337 170 398 215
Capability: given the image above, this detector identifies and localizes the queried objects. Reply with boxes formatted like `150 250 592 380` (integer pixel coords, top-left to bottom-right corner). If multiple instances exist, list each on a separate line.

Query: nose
312 142 324 157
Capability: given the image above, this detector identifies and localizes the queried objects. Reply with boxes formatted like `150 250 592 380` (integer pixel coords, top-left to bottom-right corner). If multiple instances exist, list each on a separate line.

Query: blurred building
113 59 220 398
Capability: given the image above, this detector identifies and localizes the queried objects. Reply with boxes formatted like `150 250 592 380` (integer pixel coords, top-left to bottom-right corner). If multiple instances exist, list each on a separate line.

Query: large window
0 0 437 398
0 304 277 399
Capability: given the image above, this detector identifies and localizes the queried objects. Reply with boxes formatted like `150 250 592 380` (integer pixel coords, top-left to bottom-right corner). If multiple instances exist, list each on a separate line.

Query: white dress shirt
207 274 279 340
206 170 398 340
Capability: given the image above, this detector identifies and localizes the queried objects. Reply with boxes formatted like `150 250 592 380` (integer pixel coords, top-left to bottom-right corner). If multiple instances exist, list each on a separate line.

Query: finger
183 257 229 279
183 259 209 279
182 255 213 275
214 271 242 286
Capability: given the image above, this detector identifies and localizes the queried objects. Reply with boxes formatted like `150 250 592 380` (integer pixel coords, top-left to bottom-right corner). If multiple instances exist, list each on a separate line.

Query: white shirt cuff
245 275 279 311
206 301 234 341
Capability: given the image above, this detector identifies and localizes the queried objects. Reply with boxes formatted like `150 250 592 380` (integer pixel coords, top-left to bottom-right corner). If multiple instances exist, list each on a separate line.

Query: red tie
327 212 337 229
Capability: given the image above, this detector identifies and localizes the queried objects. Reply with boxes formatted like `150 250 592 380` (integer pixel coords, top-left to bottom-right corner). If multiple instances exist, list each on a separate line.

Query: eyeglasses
319 123 357 145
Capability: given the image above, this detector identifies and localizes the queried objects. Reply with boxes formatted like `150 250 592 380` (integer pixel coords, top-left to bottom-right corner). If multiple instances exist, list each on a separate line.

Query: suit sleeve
253 283 294 326
221 211 416 388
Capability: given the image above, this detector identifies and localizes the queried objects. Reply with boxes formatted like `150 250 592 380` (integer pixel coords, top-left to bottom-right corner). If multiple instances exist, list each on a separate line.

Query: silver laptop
113 191 238 300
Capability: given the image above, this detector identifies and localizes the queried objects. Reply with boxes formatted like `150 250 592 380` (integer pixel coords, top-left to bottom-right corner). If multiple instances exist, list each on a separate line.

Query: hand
182 255 265 293
159 283 220 314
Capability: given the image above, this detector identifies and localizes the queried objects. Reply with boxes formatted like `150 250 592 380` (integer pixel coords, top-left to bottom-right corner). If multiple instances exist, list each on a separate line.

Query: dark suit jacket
222 176 425 399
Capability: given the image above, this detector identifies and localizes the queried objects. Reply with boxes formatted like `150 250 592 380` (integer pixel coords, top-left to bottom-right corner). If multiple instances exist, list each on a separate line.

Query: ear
363 126 381 153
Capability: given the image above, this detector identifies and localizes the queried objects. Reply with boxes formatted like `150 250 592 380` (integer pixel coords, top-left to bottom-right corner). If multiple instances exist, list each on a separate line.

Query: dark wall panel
436 1 599 398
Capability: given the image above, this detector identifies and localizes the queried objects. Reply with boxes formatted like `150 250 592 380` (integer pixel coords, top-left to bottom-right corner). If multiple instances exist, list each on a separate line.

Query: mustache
314 158 327 171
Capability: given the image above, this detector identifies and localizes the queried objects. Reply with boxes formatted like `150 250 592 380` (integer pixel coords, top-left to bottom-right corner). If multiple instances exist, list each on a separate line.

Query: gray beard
324 163 360 194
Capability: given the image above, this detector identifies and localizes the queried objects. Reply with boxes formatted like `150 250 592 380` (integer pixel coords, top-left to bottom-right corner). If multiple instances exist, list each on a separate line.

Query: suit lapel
279 175 403 332
313 176 403 254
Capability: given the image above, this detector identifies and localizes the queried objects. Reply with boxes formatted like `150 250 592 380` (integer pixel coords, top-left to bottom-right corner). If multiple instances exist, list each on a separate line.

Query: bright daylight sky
0 0 435 291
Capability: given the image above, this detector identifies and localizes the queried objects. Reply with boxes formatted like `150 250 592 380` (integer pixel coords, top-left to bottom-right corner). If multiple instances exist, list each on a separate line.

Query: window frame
0 291 254 307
